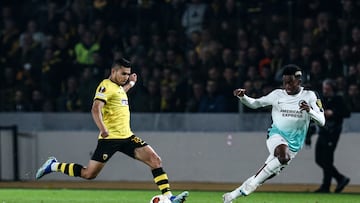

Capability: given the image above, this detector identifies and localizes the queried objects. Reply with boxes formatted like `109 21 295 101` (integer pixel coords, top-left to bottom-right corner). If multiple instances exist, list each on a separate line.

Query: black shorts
91 135 148 163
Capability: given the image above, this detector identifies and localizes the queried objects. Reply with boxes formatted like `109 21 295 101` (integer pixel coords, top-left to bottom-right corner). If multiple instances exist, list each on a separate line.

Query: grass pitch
0 189 359 203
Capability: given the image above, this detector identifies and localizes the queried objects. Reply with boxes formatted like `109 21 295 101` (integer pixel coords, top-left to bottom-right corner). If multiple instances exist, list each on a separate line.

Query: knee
315 157 327 167
150 153 162 168
274 144 291 165
277 155 290 165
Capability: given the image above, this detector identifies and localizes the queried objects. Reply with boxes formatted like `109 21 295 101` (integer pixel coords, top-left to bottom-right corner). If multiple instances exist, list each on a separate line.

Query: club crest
99 86 106 93
298 100 306 106
316 99 324 112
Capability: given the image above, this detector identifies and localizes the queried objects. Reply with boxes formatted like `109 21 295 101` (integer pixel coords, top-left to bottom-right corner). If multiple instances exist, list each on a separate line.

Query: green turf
0 189 359 203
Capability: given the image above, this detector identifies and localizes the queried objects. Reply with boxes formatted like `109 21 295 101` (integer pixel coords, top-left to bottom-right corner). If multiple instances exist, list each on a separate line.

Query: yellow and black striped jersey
94 79 133 139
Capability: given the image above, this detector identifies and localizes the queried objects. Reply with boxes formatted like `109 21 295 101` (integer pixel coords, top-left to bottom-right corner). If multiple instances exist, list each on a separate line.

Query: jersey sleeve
308 91 325 126
94 81 109 103
238 90 277 109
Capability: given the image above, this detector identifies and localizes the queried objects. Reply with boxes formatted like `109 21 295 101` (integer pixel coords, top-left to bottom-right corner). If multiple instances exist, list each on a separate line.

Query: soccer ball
149 195 171 203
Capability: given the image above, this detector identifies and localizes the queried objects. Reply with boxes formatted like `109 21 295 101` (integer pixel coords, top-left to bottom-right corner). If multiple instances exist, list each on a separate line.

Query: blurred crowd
1 0 360 113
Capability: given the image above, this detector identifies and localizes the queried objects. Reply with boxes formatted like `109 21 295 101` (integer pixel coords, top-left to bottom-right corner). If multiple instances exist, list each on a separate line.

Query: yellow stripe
154 174 168 183
159 184 170 191
69 163 75 176
60 163 66 173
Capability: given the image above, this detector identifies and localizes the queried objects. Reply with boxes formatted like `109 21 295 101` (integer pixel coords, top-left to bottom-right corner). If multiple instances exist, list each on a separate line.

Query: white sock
51 162 59 172
229 186 242 200
229 176 255 199
228 158 284 199
253 158 282 185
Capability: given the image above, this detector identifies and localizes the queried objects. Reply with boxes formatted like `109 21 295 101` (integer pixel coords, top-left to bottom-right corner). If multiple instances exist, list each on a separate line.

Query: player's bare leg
135 145 189 203
36 157 105 180
80 160 105 179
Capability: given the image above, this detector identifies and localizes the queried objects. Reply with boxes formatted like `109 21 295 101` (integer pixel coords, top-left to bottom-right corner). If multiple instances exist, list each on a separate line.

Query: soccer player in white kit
223 65 326 203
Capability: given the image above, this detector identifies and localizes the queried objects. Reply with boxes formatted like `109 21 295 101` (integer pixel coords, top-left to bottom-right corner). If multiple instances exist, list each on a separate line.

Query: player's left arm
302 91 325 126
234 88 276 109
123 73 137 92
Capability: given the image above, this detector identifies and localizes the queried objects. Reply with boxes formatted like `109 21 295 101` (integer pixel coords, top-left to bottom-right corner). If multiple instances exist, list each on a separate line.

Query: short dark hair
282 64 302 78
112 58 131 68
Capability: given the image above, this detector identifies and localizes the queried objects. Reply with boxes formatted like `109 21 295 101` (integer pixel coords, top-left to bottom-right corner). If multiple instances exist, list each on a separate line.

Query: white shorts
265 134 297 164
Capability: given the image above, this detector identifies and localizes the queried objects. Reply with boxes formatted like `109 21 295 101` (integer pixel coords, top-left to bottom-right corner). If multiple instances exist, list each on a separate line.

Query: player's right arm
233 88 274 109
91 99 109 138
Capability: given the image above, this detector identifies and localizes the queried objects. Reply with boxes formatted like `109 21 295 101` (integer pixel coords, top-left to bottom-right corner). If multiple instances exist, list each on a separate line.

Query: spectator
40 48 63 97
12 89 30 112
184 49 202 80
338 0 360 43
74 31 100 66
312 12 339 56
92 18 106 44
19 19 45 48
247 46 260 67
270 44 285 75
125 33 146 58
185 80 205 112
222 67 238 112
160 84 177 112
335 76 348 96
29 89 44 112
344 83 360 112
198 79 226 112
338 44 351 76
56 76 81 112
78 67 98 112
299 45 315 72
0 67 17 111
38 1 61 35
15 32 43 77
286 46 302 66
53 35 75 80
307 60 325 92
221 48 235 69
144 79 161 112
235 50 248 86
0 18 20 66
278 30 290 52
314 79 351 193
349 26 360 62
216 0 244 48
347 63 360 84
301 17 315 45
322 48 342 78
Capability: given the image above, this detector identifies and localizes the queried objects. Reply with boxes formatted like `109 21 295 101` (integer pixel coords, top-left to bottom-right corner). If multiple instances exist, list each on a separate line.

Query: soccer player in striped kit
36 58 188 203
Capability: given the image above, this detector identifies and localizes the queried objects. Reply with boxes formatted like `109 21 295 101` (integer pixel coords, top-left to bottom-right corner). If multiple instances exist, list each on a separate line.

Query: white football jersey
240 87 325 152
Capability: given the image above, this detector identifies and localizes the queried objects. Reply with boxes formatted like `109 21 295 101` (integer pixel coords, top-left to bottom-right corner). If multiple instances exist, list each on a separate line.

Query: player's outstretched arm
234 88 273 109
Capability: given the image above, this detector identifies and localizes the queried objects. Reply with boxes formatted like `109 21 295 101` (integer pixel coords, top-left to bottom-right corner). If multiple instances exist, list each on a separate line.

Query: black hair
112 58 131 68
282 64 302 79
